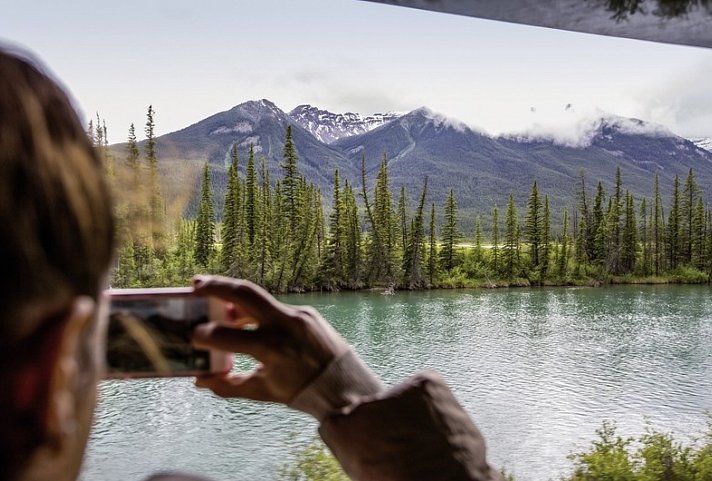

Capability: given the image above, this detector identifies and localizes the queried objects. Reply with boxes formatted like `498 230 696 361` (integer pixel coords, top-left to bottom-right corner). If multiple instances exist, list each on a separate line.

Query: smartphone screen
105 288 231 378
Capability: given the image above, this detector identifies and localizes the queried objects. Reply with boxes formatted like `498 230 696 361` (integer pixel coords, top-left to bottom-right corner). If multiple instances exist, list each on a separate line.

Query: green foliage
565 419 712 481
194 163 215 267
277 438 348 481
440 189 461 272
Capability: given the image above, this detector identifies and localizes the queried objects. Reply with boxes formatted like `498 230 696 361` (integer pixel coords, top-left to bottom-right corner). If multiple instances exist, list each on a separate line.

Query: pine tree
473 215 483 262
653 174 664 275
558 208 570 277
220 144 240 275
681 168 700 264
592 181 607 265
691 197 706 270
503 194 519 278
621 191 637 273
440 189 461 272
668 175 681 269
257 156 273 286
374 154 397 282
281 125 300 234
428 203 437 287
144 105 165 252
541 195 551 277
639 198 650 275
491 207 500 274
194 163 215 267
576 170 593 263
324 169 346 289
402 178 428 289
525 181 543 268
245 145 259 246
397 186 408 252
343 181 362 288
360 154 386 284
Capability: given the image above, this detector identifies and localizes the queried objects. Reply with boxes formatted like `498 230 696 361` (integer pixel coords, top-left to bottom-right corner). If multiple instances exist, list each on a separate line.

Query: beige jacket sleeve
290 350 503 481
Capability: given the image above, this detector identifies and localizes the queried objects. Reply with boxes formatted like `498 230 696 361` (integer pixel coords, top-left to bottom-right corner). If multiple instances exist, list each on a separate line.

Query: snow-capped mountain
288 104 401 144
691 137 712 152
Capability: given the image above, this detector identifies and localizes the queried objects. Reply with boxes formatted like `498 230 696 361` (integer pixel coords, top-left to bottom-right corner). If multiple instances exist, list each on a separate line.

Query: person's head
0 48 115 481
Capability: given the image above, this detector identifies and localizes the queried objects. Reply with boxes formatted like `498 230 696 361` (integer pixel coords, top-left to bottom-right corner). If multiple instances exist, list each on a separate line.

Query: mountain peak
400 106 472 134
288 104 401 143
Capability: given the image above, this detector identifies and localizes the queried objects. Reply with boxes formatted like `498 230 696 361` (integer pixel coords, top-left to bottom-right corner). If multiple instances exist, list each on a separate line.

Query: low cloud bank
500 105 675 148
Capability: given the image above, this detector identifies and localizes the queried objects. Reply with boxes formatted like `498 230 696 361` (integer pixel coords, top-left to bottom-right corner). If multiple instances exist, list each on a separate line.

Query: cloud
503 105 674 147
635 60 712 138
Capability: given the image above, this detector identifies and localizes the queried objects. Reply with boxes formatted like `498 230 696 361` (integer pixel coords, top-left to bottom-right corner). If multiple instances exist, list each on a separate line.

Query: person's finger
195 371 274 402
192 322 270 359
226 302 250 322
193 275 295 324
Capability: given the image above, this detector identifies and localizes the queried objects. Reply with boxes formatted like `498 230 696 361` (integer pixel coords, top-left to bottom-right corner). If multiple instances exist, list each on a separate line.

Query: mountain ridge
111 99 712 227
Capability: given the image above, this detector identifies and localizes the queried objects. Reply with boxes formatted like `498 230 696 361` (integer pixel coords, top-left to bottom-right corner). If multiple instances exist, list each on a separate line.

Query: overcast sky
2 0 711 143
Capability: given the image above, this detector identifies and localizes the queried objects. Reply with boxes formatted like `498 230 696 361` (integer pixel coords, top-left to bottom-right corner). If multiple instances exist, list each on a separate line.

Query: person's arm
192 276 501 481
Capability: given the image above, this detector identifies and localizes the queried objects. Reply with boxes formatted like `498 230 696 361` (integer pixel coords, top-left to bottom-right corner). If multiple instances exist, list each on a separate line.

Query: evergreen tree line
108 120 712 291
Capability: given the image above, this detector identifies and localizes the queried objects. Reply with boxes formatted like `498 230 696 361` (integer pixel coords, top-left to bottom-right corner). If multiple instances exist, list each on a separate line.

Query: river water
81 285 712 481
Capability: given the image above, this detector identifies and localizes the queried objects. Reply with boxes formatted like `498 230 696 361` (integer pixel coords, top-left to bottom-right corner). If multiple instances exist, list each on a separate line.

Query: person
0 47 502 481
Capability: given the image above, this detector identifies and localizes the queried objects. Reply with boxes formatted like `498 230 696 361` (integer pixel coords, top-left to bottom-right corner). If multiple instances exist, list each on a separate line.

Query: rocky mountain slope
113 100 712 223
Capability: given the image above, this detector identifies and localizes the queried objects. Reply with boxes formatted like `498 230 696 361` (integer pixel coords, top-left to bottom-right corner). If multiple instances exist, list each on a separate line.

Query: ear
43 296 96 451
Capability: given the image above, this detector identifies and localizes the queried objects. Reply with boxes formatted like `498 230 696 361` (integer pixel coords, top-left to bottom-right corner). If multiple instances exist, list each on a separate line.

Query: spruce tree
558 209 570 277
324 169 346 288
245 145 259 246
374 154 397 282
639 198 650 275
402 178 428 289
428 203 437 287
668 175 681 269
541 195 551 277
691 197 706 270
220 144 240 275
281 125 300 234
621 191 637 273
491 207 500 275
145 105 165 252
525 181 542 267
473 215 483 262
592 181 607 265
343 181 362 288
360 154 384 284
440 189 461 272
681 168 700 264
257 156 273 286
503 194 519 278
397 186 408 252
653 174 664 275
194 163 215 267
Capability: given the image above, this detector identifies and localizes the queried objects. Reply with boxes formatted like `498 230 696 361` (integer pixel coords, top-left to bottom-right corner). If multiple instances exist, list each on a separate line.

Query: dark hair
0 47 115 479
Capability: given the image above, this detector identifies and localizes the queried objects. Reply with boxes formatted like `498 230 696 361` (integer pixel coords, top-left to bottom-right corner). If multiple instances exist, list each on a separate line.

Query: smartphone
104 287 233 379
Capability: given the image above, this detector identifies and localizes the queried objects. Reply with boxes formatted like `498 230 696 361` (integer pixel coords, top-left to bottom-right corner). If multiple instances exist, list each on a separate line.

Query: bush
278 438 349 481
565 419 712 481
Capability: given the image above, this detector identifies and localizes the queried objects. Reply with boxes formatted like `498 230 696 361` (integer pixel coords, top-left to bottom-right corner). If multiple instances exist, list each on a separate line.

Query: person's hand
191 275 349 405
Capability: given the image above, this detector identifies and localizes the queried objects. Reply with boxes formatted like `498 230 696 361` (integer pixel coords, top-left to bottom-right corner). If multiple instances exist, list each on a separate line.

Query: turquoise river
81 285 712 481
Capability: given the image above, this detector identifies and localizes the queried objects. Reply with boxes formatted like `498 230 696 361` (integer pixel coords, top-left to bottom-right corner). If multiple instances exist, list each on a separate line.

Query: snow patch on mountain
691 137 712 152
210 121 253 136
289 105 401 143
